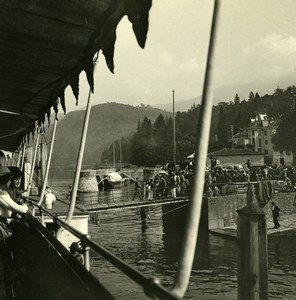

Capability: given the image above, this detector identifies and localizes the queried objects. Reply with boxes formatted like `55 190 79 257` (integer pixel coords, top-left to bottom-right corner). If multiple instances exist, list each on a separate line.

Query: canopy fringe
102 30 116 73
126 0 152 48
59 92 66 114
69 75 80 105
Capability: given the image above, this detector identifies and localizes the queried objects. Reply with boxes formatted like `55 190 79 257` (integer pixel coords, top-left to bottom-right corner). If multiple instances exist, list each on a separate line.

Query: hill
153 75 296 112
49 103 171 168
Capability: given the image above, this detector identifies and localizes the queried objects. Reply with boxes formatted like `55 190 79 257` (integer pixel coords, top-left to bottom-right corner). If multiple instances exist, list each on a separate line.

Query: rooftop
209 148 262 156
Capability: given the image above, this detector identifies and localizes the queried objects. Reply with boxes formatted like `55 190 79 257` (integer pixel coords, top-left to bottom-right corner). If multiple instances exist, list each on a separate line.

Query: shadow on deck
0 215 115 300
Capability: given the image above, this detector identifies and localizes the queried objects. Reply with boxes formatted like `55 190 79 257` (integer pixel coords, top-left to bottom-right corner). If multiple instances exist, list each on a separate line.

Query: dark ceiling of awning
0 0 152 151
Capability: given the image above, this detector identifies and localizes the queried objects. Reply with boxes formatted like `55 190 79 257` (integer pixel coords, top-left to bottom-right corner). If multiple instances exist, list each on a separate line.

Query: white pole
20 143 26 172
37 118 58 206
172 1 220 298
66 87 93 223
27 129 40 195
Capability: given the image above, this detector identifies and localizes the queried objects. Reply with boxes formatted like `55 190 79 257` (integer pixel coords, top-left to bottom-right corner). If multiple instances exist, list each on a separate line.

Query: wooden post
237 183 268 300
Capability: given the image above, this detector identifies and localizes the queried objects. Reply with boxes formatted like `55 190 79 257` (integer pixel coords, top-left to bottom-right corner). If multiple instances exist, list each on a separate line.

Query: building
208 148 264 167
232 113 293 166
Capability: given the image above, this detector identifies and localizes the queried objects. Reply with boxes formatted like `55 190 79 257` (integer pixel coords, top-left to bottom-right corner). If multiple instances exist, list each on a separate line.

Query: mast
173 90 176 165
113 140 116 169
119 139 122 170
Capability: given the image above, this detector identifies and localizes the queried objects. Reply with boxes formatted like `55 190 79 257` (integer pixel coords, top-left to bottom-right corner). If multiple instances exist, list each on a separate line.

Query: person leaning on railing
0 166 29 249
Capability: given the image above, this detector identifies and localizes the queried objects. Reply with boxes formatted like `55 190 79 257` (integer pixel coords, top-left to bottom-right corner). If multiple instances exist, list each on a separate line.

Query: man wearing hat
0 166 29 248
8 167 25 203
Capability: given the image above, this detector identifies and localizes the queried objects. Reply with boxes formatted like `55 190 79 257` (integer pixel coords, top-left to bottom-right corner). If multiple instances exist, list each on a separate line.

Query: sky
65 0 296 112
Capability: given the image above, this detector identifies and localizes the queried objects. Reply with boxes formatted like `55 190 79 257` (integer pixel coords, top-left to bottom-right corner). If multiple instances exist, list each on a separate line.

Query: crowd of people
133 158 296 201
205 158 296 196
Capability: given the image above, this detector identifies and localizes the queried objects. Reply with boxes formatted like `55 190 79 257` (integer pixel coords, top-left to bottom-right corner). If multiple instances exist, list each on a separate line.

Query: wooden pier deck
210 213 296 239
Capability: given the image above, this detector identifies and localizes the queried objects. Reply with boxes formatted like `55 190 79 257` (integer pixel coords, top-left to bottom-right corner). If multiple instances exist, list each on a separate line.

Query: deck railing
74 179 290 211
27 201 181 300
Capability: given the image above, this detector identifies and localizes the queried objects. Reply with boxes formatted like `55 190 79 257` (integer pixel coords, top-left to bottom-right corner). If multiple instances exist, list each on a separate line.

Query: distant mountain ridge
50 102 171 168
153 75 296 112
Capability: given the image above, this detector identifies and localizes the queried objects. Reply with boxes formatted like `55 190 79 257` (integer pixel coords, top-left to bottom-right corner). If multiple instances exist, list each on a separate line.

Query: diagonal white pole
27 128 40 195
66 71 96 223
172 0 220 298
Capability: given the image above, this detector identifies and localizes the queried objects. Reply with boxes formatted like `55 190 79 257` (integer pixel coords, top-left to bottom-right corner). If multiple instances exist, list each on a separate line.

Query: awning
0 0 152 151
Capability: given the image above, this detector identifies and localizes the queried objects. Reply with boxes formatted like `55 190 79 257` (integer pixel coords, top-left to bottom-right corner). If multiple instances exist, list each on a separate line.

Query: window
280 157 284 165
259 138 262 147
265 140 268 145
252 138 255 144
252 130 255 136
264 130 267 136
265 149 268 154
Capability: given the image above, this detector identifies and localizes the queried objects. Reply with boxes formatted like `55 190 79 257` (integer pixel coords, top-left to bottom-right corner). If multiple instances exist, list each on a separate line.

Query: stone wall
208 192 296 229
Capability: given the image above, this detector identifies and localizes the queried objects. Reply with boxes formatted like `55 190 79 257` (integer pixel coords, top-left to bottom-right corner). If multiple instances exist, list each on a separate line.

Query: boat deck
0 251 7 299
0 213 115 300
28 196 88 217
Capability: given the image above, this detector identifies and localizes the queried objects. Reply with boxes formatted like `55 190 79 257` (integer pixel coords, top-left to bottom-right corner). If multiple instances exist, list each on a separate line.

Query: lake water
50 179 296 300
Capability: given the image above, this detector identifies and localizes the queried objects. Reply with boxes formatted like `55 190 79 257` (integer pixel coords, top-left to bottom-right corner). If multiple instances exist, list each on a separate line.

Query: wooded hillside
101 86 296 167
50 103 171 168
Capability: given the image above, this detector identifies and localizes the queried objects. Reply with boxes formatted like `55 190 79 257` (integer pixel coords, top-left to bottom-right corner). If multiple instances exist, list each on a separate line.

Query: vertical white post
27 129 40 195
37 118 58 206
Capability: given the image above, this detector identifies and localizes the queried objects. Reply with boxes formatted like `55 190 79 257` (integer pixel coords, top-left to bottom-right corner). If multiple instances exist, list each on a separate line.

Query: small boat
97 171 130 190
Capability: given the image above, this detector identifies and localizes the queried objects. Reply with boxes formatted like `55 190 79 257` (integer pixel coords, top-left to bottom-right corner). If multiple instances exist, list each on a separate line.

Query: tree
272 111 296 153
216 106 231 148
234 93 240 104
248 91 255 102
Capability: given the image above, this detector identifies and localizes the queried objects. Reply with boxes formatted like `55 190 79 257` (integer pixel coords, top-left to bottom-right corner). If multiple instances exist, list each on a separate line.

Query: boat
0 1 183 299
97 171 131 190
0 1 262 299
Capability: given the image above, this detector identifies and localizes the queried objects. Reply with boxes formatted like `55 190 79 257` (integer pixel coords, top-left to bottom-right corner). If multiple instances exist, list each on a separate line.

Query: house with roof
232 113 293 166
208 148 264 167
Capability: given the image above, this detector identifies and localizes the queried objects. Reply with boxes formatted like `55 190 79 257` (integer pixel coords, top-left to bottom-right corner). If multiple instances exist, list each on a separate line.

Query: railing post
237 183 268 300
82 234 91 271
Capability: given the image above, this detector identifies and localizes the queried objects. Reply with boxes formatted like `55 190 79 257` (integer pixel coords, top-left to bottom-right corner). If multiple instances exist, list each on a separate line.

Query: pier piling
237 184 268 300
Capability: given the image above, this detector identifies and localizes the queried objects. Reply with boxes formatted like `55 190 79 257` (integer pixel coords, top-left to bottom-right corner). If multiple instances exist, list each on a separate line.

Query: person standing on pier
132 177 141 200
271 201 280 229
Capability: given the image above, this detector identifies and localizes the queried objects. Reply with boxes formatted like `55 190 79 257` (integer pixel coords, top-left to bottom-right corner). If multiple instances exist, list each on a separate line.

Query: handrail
23 212 116 300
27 201 181 300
